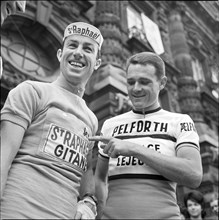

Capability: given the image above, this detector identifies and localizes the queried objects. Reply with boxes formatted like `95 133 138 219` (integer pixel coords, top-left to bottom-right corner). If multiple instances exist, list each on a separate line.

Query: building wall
1 0 218 218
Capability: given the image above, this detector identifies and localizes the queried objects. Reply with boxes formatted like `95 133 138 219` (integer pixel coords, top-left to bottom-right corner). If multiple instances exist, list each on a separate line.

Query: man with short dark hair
89 52 203 219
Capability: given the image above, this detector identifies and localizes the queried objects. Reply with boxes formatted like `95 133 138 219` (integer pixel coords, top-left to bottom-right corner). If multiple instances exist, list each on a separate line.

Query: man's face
127 63 163 112
1 1 26 26
57 34 101 86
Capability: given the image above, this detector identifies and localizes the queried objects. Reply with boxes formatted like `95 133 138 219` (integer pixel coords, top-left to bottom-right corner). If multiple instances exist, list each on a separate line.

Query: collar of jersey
132 107 162 115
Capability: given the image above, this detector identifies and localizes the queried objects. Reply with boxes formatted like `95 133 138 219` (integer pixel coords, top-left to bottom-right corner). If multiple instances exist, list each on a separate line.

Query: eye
69 43 77 48
84 46 93 53
140 79 150 85
127 80 135 85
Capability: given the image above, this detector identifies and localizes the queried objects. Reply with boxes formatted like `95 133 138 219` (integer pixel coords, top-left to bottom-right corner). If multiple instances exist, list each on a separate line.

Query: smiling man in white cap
56 21 103 92
1 21 103 219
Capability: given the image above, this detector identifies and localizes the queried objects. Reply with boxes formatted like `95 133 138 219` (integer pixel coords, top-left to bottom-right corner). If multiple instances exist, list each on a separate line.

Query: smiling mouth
132 95 145 98
69 61 85 68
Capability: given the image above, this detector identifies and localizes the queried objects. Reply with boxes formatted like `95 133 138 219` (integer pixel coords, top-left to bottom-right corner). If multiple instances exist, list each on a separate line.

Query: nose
73 46 83 59
191 205 196 210
133 82 142 92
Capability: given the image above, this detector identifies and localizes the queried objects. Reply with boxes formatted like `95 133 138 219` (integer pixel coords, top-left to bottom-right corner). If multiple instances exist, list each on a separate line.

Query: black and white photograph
1 1 218 219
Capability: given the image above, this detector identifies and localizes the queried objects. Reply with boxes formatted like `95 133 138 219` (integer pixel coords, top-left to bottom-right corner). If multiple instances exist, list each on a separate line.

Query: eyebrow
66 40 78 44
67 40 93 45
127 77 151 81
67 40 95 48
83 42 94 47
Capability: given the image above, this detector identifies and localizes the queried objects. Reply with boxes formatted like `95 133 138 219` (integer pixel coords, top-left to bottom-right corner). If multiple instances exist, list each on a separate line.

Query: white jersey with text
99 107 199 219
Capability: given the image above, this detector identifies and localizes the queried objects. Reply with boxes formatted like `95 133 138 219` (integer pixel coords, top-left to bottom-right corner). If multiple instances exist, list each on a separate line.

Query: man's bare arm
1 121 25 198
89 136 202 188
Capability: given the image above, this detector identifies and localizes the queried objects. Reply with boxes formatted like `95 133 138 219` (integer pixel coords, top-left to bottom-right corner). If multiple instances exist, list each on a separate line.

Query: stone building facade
1 1 218 218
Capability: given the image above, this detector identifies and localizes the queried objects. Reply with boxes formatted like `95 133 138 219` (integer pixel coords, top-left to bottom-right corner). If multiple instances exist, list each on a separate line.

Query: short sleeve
1 81 40 130
175 114 200 152
92 116 98 136
98 121 110 159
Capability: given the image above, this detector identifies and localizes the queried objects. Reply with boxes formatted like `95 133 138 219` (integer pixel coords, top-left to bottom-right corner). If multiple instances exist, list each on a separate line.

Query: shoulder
104 111 132 124
24 80 51 91
160 109 193 121
17 80 54 98
13 80 48 92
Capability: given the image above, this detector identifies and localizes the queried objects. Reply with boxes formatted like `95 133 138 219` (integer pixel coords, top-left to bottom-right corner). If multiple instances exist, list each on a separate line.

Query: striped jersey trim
114 134 177 142
99 153 109 159
175 142 199 151
108 173 169 181
132 107 161 115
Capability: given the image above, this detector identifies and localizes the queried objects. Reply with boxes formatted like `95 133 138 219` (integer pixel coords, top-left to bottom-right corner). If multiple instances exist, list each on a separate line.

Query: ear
57 49 62 62
160 76 167 90
94 59 102 70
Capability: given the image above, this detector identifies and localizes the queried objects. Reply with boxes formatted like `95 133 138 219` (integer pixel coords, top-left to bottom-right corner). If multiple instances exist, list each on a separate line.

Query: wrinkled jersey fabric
1 80 98 219
99 108 199 219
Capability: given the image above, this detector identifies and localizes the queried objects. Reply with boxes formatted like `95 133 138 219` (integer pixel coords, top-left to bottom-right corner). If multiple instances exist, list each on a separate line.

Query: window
126 5 164 55
210 66 219 99
141 13 164 55
211 66 218 84
126 6 145 40
127 6 143 30
191 57 205 90
1 31 55 77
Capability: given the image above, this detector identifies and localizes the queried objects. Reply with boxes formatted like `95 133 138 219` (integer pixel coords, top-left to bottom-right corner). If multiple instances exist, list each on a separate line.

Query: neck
52 75 85 97
133 102 161 114
190 215 202 220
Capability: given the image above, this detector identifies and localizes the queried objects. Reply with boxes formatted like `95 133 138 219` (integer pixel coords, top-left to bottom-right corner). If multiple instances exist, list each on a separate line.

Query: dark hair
61 39 101 60
126 52 165 80
184 190 206 218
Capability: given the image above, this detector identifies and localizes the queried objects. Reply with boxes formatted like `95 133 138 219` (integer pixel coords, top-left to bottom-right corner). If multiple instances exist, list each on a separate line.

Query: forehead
127 63 157 79
64 34 99 48
187 199 199 205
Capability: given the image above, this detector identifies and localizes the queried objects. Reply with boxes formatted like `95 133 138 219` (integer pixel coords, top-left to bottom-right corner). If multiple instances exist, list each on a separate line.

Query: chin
133 105 145 111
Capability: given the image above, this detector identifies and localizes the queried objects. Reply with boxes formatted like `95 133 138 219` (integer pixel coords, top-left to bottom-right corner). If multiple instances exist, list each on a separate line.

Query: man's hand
89 136 135 158
74 199 97 220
